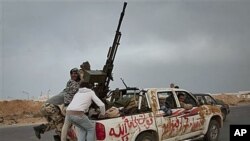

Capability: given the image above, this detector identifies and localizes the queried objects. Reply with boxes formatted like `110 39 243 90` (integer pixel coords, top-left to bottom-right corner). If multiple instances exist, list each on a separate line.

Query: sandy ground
0 100 46 126
212 94 250 106
0 94 250 126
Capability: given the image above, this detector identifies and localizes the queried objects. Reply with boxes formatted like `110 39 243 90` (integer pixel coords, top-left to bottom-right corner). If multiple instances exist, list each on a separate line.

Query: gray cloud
1 0 250 99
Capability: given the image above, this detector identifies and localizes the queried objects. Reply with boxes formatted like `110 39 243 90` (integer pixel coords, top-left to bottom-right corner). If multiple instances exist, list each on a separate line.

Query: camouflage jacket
63 79 80 105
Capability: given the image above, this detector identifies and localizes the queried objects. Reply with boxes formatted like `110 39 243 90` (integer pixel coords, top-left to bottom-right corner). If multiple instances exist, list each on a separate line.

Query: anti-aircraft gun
83 2 127 100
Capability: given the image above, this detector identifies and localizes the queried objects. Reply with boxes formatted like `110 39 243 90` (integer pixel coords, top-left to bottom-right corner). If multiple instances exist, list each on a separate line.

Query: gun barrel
82 3 127 99
90 2 128 99
116 2 127 32
108 2 126 64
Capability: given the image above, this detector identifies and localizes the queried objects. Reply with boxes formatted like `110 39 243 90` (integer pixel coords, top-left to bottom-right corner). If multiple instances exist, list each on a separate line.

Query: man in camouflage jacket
33 68 80 140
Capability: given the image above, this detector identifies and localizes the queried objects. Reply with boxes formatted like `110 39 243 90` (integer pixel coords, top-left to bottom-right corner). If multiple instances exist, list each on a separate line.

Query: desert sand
0 100 45 126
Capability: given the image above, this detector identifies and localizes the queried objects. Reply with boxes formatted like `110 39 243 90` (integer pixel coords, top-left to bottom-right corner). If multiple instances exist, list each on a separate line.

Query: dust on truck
95 88 223 141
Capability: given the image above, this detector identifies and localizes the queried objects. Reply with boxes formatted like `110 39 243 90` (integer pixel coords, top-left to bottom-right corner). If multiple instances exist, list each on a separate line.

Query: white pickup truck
69 88 223 141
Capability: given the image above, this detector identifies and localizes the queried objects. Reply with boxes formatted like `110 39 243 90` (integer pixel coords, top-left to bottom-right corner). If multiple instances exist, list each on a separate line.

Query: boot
53 135 61 141
33 124 46 139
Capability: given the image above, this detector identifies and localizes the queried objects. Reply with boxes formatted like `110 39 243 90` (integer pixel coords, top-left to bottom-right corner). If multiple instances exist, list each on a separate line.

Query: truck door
175 91 205 138
155 91 184 141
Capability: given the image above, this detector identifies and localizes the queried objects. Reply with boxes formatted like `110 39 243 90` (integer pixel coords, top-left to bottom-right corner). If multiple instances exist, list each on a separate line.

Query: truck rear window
157 91 177 109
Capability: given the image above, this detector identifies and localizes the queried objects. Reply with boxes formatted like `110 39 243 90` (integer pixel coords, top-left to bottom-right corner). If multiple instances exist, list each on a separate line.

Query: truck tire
135 131 157 141
221 109 227 121
204 120 220 141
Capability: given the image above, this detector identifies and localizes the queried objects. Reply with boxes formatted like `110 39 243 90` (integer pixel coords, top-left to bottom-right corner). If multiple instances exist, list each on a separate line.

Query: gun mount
83 2 127 99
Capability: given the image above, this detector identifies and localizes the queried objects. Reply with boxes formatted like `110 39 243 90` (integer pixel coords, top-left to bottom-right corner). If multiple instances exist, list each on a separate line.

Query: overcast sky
0 0 250 99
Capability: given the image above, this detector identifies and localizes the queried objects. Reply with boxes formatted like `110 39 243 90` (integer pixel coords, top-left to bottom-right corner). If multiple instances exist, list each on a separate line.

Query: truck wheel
221 110 227 121
135 132 157 141
205 120 220 141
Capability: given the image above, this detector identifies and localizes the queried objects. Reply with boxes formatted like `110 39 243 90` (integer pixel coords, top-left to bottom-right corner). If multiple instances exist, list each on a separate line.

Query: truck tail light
96 122 106 140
